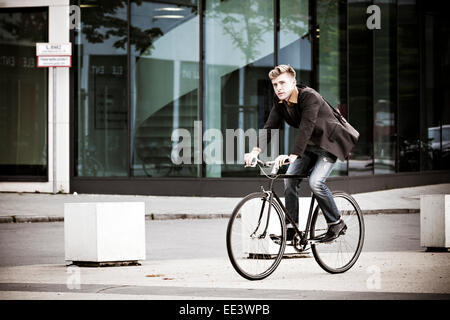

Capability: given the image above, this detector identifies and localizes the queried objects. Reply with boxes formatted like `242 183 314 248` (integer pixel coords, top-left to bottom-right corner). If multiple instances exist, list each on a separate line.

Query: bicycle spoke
311 192 365 273
227 193 286 280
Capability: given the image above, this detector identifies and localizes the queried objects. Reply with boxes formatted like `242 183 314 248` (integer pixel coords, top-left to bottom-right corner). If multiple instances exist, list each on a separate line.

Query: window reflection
279 0 310 169
317 0 347 176
439 125 450 168
75 1 128 177
130 0 200 177
422 4 450 171
348 1 373 176
0 8 48 180
70 0 450 182
428 125 450 169
374 1 396 174
397 0 420 172
205 0 274 177
374 100 396 173
279 0 310 82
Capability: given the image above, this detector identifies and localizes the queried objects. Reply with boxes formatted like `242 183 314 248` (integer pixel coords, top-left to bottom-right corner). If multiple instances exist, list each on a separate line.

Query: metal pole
53 67 57 194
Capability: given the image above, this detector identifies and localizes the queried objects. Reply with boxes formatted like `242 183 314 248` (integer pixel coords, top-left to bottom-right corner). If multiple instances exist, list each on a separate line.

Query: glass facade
317 0 347 176
0 7 48 181
373 0 396 174
130 0 200 178
74 1 128 177
71 0 449 187
0 8 48 181
348 0 373 176
204 0 274 177
397 0 420 173
278 0 309 174
422 1 450 171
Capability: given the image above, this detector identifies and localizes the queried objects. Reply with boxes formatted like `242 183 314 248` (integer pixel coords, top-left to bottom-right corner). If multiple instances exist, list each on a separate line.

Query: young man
244 64 349 243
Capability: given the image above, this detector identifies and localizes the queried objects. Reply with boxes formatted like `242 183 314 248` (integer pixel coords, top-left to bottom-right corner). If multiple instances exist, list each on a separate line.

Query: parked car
428 124 450 169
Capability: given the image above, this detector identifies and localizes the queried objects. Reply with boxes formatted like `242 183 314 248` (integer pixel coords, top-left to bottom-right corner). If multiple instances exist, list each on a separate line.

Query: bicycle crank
293 234 310 253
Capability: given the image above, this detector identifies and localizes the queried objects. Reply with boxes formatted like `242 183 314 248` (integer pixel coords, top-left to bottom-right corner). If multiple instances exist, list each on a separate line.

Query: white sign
37 56 72 68
36 43 72 56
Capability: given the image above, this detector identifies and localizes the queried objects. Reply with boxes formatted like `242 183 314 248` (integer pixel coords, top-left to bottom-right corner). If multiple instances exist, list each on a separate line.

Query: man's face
271 72 296 101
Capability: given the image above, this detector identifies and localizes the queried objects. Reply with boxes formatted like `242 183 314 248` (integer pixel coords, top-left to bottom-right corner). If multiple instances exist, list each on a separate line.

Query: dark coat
258 85 354 161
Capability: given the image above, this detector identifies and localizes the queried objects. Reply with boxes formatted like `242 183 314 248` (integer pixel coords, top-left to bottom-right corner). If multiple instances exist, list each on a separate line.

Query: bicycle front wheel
226 192 286 280
310 191 365 274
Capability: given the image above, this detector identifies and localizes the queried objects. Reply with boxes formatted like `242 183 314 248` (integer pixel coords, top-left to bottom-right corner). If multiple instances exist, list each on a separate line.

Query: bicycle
226 158 365 280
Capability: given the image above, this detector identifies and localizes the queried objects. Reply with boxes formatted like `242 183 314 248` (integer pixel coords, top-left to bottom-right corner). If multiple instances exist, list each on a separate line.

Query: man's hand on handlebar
244 147 261 167
274 154 298 168
244 150 298 168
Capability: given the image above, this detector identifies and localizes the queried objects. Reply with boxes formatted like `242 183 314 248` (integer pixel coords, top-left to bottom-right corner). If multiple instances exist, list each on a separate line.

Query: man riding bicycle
244 64 353 243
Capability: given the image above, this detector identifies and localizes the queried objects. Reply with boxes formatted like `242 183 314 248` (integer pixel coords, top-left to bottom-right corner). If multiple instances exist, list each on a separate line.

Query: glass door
0 7 49 181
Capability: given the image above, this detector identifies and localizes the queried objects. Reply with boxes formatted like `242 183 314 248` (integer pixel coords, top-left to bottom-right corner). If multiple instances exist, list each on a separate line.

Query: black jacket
258 85 354 161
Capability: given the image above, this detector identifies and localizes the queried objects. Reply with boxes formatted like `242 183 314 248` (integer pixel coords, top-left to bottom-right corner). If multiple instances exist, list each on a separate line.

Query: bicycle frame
260 175 319 248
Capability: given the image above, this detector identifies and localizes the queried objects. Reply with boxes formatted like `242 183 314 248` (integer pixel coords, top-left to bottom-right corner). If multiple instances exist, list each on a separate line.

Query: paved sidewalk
0 251 449 299
0 183 449 223
1 184 450 300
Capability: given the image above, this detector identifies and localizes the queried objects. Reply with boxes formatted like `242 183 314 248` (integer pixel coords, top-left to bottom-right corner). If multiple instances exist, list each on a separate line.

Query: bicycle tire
310 191 365 274
226 192 286 280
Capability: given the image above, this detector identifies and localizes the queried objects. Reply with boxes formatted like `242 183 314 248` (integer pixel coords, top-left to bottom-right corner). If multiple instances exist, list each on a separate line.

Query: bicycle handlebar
245 158 309 179
245 158 290 175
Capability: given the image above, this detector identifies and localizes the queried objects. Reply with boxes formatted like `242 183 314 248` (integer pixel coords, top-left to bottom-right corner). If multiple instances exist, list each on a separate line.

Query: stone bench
64 202 146 266
420 195 450 251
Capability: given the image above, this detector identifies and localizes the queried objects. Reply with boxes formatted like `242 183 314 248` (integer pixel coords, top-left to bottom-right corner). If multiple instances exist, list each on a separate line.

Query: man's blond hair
268 64 296 80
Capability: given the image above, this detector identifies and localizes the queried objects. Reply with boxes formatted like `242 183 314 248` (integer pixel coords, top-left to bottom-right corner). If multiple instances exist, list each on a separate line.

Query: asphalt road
0 214 422 267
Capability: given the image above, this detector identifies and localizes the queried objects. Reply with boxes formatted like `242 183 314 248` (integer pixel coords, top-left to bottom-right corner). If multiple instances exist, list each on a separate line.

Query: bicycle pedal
269 234 282 245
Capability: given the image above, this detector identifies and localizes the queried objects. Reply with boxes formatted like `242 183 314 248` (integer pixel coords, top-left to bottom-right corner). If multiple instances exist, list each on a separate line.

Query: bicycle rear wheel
226 192 286 280
310 191 365 274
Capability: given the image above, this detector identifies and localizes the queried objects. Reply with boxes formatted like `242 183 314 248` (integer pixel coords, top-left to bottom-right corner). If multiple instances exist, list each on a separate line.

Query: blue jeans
284 148 341 226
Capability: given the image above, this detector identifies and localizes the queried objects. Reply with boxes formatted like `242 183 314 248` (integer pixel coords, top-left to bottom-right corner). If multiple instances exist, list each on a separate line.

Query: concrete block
64 202 146 263
420 195 450 249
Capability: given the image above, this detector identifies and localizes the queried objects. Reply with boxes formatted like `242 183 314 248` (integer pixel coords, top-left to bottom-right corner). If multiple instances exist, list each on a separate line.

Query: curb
148 213 231 220
0 216 14 223
362 208 419 214
1 215 65 223
0 209 419 224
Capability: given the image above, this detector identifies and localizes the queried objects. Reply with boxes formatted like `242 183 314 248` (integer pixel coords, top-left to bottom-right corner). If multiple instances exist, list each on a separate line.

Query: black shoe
269 228 296 244
286 227 296 241
319 219 347 243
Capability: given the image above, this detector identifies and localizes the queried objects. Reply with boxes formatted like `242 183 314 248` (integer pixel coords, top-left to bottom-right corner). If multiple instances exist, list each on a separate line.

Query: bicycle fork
250 186 273 239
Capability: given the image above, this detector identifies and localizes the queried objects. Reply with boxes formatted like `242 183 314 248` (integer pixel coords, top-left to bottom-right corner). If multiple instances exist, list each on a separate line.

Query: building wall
1 0 448 196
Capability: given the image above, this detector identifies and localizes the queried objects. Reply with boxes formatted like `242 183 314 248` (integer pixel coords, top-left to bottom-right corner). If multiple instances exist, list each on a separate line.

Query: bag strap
298 85 347 124
320 94 348 125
